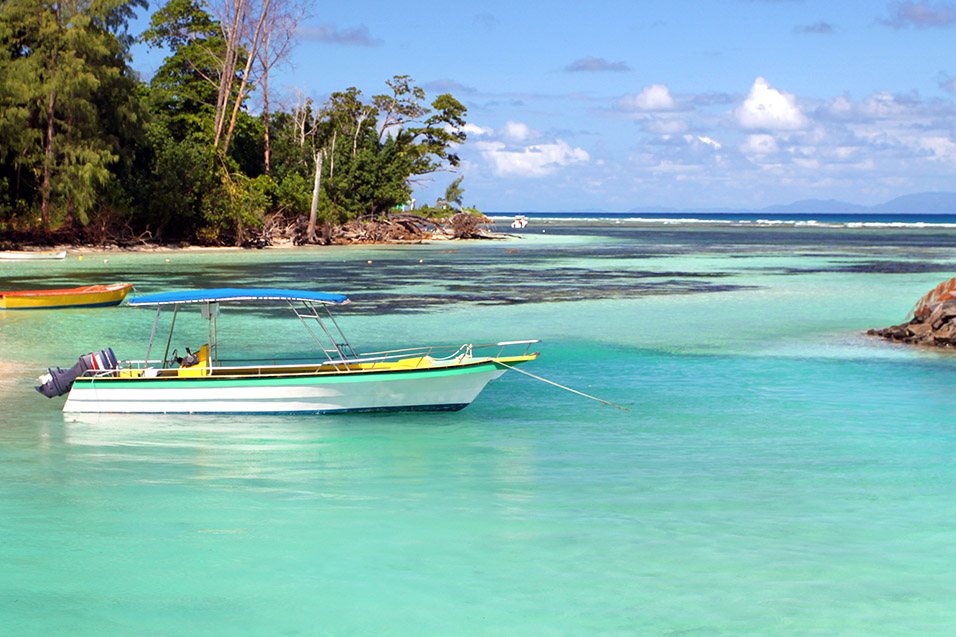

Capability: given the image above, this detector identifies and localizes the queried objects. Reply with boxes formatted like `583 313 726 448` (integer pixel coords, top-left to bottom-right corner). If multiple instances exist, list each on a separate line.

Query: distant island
625 192 956 215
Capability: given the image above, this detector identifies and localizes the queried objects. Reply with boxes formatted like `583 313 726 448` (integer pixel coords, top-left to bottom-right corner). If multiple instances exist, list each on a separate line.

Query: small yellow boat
0 283 133 310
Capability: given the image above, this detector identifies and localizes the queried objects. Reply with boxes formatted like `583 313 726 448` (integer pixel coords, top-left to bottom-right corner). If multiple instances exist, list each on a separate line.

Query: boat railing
206 340 541 370
80 359 164 378
355 339 540 365
90 341 540 377
215 340 540 371
124 359 165 367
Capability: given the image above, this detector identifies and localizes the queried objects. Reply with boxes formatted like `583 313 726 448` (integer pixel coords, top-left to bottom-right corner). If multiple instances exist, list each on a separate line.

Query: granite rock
870 300 956 347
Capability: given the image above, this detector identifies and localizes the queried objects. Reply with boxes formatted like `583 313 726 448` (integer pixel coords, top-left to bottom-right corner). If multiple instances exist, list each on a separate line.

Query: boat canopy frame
118 288 539 377
129 288 354 369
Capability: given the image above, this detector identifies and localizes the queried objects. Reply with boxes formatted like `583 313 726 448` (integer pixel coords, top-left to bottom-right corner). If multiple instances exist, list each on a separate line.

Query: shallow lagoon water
3 220 956 634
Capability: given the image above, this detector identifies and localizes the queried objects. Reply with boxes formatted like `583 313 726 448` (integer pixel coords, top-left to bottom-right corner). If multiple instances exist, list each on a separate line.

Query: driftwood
449 211 492 238
0 209 152 248
1 211 500 250
256 211 499 246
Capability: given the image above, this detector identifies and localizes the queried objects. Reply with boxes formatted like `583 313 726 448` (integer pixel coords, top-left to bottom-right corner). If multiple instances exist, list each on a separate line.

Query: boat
1 283 133 310
511 215 529 229
36 288 540 414
0 250 67 260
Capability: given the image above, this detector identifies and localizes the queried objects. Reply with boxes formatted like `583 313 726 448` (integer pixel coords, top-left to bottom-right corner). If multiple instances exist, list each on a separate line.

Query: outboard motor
36 348 118 398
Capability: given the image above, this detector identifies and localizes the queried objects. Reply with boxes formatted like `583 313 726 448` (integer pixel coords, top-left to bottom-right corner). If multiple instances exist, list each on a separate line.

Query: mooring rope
496 361 632 412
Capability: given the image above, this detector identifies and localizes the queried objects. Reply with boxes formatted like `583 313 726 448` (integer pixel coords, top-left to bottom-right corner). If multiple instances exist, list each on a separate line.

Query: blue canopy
128 288 350 307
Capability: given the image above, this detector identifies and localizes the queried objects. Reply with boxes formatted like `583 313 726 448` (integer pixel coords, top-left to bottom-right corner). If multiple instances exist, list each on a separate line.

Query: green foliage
197 171 267 244
0 2 474 244
305 77 469 224
229 111 266 177
266 110 313 181
408 93 468 172
133 126 213 239
321 133 412 219
274 172 311 215
444 176 465 210
0 0 144 228
137 0 267 244
140 0 227 143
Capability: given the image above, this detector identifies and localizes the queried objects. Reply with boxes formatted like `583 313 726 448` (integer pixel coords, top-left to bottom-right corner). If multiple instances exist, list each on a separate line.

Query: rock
908 322 933 338
935 321 956 342
871 281 956 349
871 308 956 347
927 300 956 329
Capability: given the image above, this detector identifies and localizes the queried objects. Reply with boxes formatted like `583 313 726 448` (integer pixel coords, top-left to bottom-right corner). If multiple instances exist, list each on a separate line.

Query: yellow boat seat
391 356 434 369
178 344 209 377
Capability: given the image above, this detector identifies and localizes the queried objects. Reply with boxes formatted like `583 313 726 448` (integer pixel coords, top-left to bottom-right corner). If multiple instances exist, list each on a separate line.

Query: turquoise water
3 221 956 634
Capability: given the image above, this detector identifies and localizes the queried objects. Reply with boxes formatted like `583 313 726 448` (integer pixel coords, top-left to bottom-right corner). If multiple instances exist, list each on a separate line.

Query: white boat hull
0 250 67 260
62 362 507 414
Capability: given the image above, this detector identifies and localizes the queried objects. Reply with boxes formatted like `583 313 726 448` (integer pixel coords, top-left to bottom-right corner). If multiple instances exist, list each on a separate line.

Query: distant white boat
0 250 66 260
511 215 529 229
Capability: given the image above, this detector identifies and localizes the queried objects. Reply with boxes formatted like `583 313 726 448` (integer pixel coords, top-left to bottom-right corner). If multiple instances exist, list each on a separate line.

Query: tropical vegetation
0 0 472 246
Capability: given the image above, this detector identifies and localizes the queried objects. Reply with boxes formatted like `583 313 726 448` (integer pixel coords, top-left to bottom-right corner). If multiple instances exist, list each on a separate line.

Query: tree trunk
329 129 336 178
235 212 244 246
41 86 55 231
40 5 61 232
262 62 271 174
307 149 323 242
40 4 60 231
352 109 368 158
222 0 271 155
213 0 245 148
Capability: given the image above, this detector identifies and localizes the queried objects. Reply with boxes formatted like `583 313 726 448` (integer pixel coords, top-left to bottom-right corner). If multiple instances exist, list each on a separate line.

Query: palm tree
443 176 465 210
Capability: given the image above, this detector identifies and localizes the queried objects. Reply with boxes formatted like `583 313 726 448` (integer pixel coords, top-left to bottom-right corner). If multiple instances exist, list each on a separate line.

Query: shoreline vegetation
0 1 481 250
0 211 503 253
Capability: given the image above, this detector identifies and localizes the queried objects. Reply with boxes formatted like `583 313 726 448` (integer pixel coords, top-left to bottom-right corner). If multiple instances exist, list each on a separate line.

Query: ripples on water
3 219 956 634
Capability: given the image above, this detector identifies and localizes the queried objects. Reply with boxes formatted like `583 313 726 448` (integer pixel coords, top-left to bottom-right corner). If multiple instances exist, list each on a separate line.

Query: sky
129 0 956 212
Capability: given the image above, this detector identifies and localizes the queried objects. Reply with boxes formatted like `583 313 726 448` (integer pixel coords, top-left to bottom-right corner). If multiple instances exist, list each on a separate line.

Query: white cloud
680 134 723 150
470 121 590 177
858 91 909 118
696 135 722 149
502 121 533 142
735 77 809 130
741 134 779 156
476 140 590 177
650 160 697 174
832 146 858 160
793 157 821 169
642 117 689 135
916 136 956 162
619 84 676 112
825 91 931 122
828 95 855 118
462 123 493 137
444 79 956 209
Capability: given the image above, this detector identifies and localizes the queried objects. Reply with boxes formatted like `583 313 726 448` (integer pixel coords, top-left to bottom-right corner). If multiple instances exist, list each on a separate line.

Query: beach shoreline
0 230 504 256
0 211 510 254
